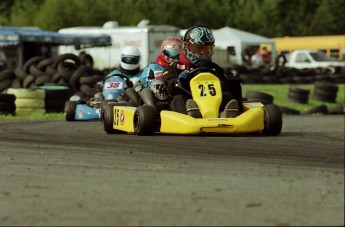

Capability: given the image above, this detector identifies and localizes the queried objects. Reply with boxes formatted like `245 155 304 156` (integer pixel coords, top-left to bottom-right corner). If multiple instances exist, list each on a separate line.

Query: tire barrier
302 104 329 115
225 65 345 85
0 53 113 113
287 86 310 104
37 85 73 113
0 93 16 115
245 90 274 105
312 81 339 103
7 88 46 115
278 105 300 115
328 103 345 115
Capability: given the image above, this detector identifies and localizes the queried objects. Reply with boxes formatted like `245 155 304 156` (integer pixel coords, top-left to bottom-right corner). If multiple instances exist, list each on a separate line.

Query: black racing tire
23 56 45 74
302 104 328 115
329 103 345 115
288 86 310 96
0 80 12 92
29 65 46 78
69 66 94 89
79 75 104 85
0 102 16 112
11 78 22 88
45 66 57 76
57 61 77 80
80 53 94 67
287 92 309 104
0 94 16 103
79 84 96 96
14 68 28 80
64 101 77 121
262 104 282 136
134 105 156 135
36 58 54 71
246 90 274 105
53 53 81 69
22 74 35 88
278 106 300 115
34 74 51 86
102 102 121 134
0 70 15 82
314 81 339 93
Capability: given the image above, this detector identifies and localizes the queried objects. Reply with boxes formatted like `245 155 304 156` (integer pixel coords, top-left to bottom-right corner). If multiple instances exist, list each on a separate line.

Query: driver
106 46 142 86
162 26 239 117
96 46 142 104
134 37 183 112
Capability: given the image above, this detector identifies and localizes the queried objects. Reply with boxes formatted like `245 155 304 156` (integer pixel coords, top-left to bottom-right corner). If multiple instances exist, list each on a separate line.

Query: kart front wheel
65 101 77 121
134 105 156 135
262 104 282 136
102 102 119 134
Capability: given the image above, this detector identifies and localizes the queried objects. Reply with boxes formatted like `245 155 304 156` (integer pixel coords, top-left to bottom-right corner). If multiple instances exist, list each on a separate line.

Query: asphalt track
0 115 344 226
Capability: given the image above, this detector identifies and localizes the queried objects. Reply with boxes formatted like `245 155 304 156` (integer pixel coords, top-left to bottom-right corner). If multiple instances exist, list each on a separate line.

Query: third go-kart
65 75 139 121
101 67 282 136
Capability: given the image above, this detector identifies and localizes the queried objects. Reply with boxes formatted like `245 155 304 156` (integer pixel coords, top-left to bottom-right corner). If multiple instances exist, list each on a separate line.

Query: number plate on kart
104 82 124 89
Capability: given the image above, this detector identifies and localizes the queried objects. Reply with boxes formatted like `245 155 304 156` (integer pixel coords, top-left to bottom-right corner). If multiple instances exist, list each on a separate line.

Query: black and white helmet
120 46 141 71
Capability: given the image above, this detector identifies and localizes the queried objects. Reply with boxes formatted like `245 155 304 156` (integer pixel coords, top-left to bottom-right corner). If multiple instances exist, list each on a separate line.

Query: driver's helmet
183 26 215 66
150 79 169 101
160 37 183 64
120 46 141 71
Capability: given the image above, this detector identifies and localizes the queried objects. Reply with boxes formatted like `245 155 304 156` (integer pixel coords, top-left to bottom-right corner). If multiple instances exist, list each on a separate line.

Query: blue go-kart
64 76 139 121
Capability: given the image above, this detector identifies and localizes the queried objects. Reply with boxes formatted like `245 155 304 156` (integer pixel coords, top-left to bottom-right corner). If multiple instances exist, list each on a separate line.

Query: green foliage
1 0 344 36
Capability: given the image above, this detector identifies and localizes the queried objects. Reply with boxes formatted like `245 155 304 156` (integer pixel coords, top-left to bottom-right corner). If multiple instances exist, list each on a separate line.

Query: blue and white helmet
183 26 215 66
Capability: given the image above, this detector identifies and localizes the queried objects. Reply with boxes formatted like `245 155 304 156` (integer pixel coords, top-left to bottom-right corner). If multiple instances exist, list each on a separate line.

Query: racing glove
177 70 191 87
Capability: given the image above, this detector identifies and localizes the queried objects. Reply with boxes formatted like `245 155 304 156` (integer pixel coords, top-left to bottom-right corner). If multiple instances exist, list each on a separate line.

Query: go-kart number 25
199 84 216 96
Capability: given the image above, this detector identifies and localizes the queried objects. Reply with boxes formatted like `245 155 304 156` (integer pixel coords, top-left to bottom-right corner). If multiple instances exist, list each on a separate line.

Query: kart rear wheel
134 105 156 135
102 102 119 134
65 101 77 121
262 104 282 136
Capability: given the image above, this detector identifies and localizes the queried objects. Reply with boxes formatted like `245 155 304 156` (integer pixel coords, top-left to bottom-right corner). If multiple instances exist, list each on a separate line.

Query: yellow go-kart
101 68 282 136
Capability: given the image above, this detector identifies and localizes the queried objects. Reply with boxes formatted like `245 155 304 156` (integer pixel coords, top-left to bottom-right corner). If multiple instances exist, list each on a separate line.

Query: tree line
0 0 344 38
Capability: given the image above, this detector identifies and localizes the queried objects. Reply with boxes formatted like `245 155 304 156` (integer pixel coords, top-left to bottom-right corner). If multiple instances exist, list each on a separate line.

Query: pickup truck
280 49 345 70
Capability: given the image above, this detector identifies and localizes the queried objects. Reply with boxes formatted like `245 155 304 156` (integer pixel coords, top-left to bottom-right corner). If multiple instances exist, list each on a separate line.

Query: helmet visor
163 49 180 58
122 55 140 64
187 43 214 56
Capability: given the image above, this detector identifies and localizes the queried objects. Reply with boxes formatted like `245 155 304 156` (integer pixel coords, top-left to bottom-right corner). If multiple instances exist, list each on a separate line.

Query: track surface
0 116 344 226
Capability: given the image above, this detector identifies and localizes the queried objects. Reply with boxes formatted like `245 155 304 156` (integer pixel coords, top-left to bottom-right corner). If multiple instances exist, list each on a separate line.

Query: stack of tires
312 81 339 103
287 86 310 104
0 94 16 115
38 85 74 113
0 70 15 93
245 90 274 105
7 88 46 115
0 53 109 113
